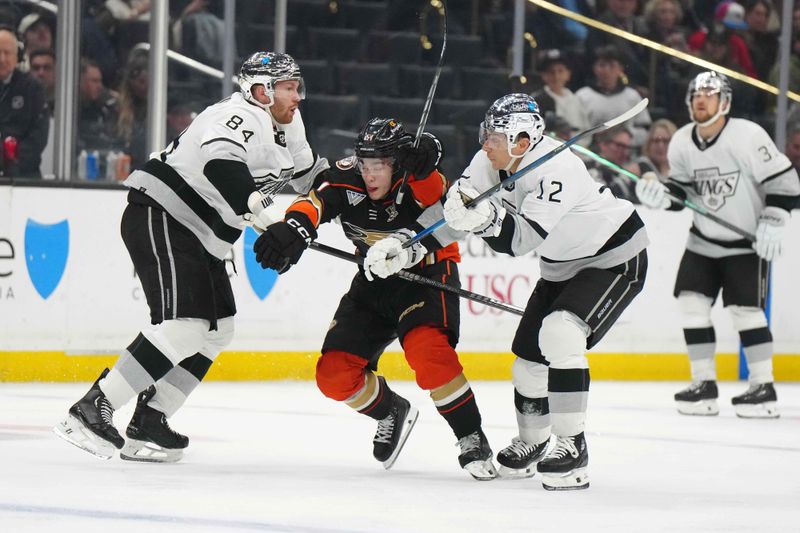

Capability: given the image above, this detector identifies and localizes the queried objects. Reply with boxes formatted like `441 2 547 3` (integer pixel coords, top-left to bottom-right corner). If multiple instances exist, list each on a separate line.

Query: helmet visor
357 157 394 174
273 77 306 100
479 122 507 148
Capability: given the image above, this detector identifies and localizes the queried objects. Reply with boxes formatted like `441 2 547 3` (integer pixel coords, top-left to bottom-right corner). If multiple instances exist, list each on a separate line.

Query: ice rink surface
1 380 799 533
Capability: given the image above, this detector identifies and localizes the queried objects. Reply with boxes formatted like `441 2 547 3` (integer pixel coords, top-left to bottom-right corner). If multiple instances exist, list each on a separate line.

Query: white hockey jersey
668 118 800 258
461 136 649 281
124 92 327 259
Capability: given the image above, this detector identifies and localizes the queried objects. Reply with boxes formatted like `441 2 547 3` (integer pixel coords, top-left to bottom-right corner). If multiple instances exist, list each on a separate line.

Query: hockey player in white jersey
636 71 800 418
443 94 649 490
54 51 328 462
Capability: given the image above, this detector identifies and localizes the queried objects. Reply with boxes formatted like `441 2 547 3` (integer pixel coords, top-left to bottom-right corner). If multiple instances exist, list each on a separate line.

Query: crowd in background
1 0 800 197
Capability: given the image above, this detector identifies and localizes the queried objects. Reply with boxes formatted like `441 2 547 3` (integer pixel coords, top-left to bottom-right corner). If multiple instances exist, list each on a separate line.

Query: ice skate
53 368 124 460
537 433 589 491
731 383 779 419
120 386 189 463
496 436 550 479
373 394 419 470
457 429 498 481
674 380 719 416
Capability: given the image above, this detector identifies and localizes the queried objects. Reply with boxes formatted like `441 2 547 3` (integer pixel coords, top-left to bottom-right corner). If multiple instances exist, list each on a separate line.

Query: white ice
1 381 799 533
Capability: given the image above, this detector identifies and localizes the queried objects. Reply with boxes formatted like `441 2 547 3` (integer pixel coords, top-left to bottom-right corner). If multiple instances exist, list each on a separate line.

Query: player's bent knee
728 306 767 331
403 326 462 390
201 317 234 359
144 318 210 365
538 311 589 368
511 357 548 397
316 350 370 401
677 291 713 329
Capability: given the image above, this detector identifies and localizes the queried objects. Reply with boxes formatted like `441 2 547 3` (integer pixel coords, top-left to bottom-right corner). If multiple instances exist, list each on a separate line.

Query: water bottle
105 151 119 181
116 153 131 180
86 150 99 181
77 150 88 180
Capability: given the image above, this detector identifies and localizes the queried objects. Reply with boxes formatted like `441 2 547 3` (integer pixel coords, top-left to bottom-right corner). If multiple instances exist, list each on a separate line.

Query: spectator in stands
584 0 650 89
28 49 54 114
687 1 758 79
116 52 148 168
532 49 590 134
785 122 800 175
82 2 119 85
79 58 120 152
587 127 639 202
166 99 196 141
630 118 677 180
172 0 227 68
643 0 689 50
103 0 151 20
768 26 800 95
743 0 778 81
17 11 54 55
576 45 652 147
0 27 48 178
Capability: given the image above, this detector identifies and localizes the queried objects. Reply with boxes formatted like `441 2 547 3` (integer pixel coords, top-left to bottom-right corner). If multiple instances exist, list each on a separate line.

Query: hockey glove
244 190 285 233
253 213 317 273
396 133 443 179
635 173 670 209
363 229 428 281
754 206 789 261
443 179 506 237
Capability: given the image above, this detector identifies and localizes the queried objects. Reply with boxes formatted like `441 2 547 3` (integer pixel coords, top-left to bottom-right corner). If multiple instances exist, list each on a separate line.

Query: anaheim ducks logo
342 222 394 246
336 156 357 170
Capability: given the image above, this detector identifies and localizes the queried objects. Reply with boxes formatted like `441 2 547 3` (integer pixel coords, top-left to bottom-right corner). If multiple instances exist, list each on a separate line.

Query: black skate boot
537 432 589 491
731 382 779 419
496 436 550 479
120 386 189 463
457 429 498 480
372 394 419 470
53 368 125 460
674 380 719 416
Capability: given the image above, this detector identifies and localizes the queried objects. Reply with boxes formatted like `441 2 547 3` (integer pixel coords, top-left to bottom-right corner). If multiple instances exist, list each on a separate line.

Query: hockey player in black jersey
253 118 498 479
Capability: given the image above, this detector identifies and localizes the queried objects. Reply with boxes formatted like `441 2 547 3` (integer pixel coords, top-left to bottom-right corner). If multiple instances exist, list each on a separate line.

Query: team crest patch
12 96 24 110
336 156 357 170
692 167 739 211
385 204 399 222
346 189 366 206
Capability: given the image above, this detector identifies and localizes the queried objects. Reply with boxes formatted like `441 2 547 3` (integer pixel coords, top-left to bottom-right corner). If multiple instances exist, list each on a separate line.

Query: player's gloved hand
635 173 670 209
753 207 789 261
253 212 317 273
244 190 285 233
363 229 428 281
396 133 443 178
443 179 505 237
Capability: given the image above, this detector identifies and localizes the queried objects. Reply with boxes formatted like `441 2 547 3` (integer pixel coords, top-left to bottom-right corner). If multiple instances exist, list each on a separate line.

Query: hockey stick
395 0 448 206
560 137 756 242
403 98 651 248
309 241 525 316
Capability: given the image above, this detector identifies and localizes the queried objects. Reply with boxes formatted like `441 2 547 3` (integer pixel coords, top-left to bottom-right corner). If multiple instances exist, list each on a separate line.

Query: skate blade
463 459 498 481
676 399 719 416
120 439 184 463
541 467 589 491
498 464 537 479
53 415 116 460
382 406 419 470
734 402 780 419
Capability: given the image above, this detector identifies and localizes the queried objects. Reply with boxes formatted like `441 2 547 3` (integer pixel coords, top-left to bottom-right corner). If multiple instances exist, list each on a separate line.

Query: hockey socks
430 373 481 439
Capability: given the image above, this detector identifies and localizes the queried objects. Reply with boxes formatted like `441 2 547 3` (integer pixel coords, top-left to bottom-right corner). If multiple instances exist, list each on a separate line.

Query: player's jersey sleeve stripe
200 137 246 152
203 159 254 215
760 164 794 184
140 159 241 244
287 192 322 227
408 170 447 207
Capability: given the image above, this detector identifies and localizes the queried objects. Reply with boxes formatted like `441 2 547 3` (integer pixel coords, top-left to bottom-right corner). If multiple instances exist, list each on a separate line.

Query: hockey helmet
239 51 305 109
354 118 412 163
685 71 732 126
480 94 545 157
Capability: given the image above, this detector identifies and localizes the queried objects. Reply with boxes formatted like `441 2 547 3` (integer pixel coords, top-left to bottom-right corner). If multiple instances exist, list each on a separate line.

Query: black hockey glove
396 132 443 178
253 213 317 274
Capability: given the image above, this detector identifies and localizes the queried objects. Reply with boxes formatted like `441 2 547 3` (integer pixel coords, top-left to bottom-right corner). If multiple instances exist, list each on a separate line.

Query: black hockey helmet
239 51 305 108
480 93 545 156
354 118 412 161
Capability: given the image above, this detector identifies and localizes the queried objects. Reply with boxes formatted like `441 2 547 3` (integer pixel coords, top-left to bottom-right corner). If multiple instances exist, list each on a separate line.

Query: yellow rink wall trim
2 351 800 382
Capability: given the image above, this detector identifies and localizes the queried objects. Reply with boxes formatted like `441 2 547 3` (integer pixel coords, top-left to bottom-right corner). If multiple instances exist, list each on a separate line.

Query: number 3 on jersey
536 179 563 203
226 115 254 143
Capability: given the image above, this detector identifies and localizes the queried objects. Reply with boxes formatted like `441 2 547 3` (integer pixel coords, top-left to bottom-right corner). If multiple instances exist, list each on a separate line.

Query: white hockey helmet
685 71 732 127
239 52 305 109
480 93 545 158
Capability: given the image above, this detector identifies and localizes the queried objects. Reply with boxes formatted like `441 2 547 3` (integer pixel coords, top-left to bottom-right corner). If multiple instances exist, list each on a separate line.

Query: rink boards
1 185 799 381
